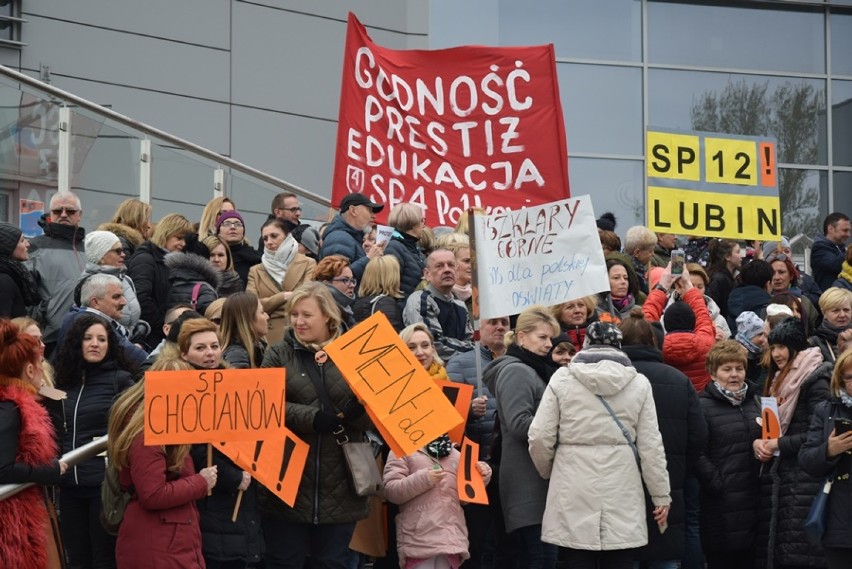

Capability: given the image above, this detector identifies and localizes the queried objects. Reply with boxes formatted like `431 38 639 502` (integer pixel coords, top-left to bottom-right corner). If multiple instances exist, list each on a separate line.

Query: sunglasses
51 207 79 216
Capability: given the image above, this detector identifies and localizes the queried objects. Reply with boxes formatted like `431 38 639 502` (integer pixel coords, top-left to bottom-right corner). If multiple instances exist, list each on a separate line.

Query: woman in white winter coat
528 322 671 569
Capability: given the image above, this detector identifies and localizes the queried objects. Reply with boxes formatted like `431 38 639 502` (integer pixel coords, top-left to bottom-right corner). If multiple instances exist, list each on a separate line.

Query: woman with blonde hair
202 234 244 297
383 202 426 296
401 322 447 381
108 357 218 568
809 286 852 363
551 295 598 353
260 282 373 568
483 306 561 568
128 213 194 346
352 255 404 330
248 217 316 344
198 196 236 238
99 198 152 257
220 291 269 369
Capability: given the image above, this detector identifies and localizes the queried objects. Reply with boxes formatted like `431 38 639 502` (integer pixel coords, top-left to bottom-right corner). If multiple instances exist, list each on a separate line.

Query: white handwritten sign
473 196 609 318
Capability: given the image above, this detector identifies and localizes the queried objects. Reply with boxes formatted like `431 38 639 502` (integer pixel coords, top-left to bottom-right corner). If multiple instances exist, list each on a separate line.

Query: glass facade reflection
429 0 852 238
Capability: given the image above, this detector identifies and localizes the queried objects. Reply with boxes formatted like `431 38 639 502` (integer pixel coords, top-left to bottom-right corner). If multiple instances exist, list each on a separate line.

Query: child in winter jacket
383 435 492 569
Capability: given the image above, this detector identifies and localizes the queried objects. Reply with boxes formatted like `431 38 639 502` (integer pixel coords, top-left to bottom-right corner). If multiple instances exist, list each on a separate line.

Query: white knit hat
85 230 120 265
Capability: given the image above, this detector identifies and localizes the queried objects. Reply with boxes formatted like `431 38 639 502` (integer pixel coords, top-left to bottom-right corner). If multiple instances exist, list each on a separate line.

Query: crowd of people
1 191 852 569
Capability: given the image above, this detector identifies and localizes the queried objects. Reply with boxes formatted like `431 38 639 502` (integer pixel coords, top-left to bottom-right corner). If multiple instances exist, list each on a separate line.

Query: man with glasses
812 212 851 292
320 193 385 282
27 191 86 357
257 192 304 252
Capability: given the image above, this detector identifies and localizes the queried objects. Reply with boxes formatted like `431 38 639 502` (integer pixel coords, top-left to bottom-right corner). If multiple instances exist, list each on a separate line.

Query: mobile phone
834 418 852 435
671 249 685 276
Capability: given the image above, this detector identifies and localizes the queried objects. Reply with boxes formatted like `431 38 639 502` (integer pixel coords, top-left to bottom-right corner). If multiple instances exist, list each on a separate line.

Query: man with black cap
320 193 385 281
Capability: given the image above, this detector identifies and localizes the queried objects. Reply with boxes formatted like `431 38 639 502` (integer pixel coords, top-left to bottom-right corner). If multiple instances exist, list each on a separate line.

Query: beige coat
246 254 315 345
528 346 671 551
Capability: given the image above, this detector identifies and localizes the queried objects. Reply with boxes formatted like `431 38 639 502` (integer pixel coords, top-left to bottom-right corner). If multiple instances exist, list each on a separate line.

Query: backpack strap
190 282 203 310
370 294 386 316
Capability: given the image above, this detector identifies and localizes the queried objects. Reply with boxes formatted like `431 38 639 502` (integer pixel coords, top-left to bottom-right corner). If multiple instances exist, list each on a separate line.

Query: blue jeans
262 517 356 569
682 475 704 569
514 524 557 569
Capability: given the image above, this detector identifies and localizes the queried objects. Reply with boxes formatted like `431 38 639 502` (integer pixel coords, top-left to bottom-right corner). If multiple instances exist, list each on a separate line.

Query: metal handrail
0 65 332 208
0 437 108 502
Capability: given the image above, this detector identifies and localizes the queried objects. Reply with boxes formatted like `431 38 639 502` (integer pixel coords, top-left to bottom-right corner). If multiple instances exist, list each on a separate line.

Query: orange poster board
457 437 488 505
324 313 464 457
434 380 473 445
144 368 286 445
218 428 309 507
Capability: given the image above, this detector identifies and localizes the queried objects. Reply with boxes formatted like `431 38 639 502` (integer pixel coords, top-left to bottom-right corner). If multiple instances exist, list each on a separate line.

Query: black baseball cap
339 193 384 213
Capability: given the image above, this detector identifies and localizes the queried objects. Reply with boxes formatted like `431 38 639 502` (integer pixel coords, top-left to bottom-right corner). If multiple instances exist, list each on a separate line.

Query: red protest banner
332 13 570 228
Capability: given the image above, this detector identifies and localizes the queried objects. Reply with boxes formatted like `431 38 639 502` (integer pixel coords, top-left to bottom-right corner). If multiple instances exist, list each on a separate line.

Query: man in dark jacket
256 192 302 252
622 317 707 568
319 193 384 282
27 191 86 357
727 260 773 334
811 212 850 292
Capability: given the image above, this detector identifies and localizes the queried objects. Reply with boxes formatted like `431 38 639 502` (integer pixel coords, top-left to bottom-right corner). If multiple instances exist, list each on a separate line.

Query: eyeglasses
51 207 79 216
767 253 790 263
220 221 244 229
279 207 302 213
333 277 357 286
842 374 852 384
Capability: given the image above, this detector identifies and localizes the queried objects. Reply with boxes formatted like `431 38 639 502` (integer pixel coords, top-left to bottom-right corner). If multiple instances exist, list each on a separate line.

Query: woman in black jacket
127 213 194 347
47 313 135 569
383 202 426 298
705 238 742 322
164 251 221 315
0 222 40 318
620 308 707 568
694 340 762 569
799 349 852 569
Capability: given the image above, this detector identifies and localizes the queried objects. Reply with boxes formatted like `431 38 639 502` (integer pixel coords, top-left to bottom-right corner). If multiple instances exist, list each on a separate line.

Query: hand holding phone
834 418 852 436
671 249 685 276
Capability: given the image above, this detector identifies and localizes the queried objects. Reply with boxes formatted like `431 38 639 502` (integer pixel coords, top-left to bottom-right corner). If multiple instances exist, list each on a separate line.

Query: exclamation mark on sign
759 142 777 188
462 442 476 499
252 441 263 472
277 437 296 491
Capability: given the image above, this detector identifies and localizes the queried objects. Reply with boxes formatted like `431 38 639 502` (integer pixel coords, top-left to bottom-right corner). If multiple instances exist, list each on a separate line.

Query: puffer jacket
624 344 706 562
352 293 404 331
222 342 265 370
483 354 550 533
127 241 170 347
26 218 86 345
164 252 220 316
662 290 731 339
756 359 831 568
259 329 372 524
445 345 499 458
383 230 425 297
811 233 845 292
727 284 771 334
528 346 671 550
696 381 762 553
46 360 134 488
799 398 852 551
645 288 715 391
74 262 142 329
384 448 490 566
319 215 369 282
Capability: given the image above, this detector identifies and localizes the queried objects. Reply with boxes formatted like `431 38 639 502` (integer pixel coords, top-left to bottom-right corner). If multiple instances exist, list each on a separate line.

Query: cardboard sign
331 13 570 228
434 380 474 445
217 428 309 507
761 396 781 456
144 368 286 445
472 196 610 318
458 437 488 505
324 312 464 457
646 128 780 240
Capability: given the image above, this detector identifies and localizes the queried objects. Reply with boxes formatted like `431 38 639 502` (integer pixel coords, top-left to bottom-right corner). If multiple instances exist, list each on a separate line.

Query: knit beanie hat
767 317 807 353
762 237 791 259
735 311 765 341
663 301 696 333
215 211 245 233
0 222 22 257
766 303 794 318
84 230 120 264
293 225 320 256
585 321 622 348
596 212 617 232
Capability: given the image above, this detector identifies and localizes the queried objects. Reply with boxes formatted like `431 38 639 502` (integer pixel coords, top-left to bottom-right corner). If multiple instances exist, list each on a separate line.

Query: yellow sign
646 128 780 240
324 312 464 457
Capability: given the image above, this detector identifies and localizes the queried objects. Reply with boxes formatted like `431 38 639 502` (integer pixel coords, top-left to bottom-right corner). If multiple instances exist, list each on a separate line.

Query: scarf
262 235 298 286
506 342 559 384
0 256 40 306
771 347 823 435
713 380 748 406
611 293 635 313
839 261 852 285
426 361 449 382
735 334 763 356
632 256 648 294
425 434 453 459
453 283 472 302
841 389 852 409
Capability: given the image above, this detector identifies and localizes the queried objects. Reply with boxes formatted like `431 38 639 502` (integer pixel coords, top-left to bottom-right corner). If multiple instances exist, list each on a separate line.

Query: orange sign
218 428 309 507
761 396 781 440
434 380 473 445
144 368 286 445
457 437 488 505
324 313 464 457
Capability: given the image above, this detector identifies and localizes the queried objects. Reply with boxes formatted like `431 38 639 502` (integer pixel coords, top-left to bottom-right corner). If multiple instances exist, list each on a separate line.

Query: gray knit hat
586 321 623 348
735 311 765 341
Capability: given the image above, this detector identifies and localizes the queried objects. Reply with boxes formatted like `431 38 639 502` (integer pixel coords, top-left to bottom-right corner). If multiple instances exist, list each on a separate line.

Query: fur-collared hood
97 222 144 249
568 346 637 397
164 252 221 288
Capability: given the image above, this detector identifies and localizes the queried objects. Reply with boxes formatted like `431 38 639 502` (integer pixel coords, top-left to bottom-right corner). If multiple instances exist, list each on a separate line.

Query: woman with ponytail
0 320 66 569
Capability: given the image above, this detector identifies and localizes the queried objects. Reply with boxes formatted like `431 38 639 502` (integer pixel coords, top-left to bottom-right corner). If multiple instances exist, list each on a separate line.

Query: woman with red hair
0 319 67 568
767 252 818 333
